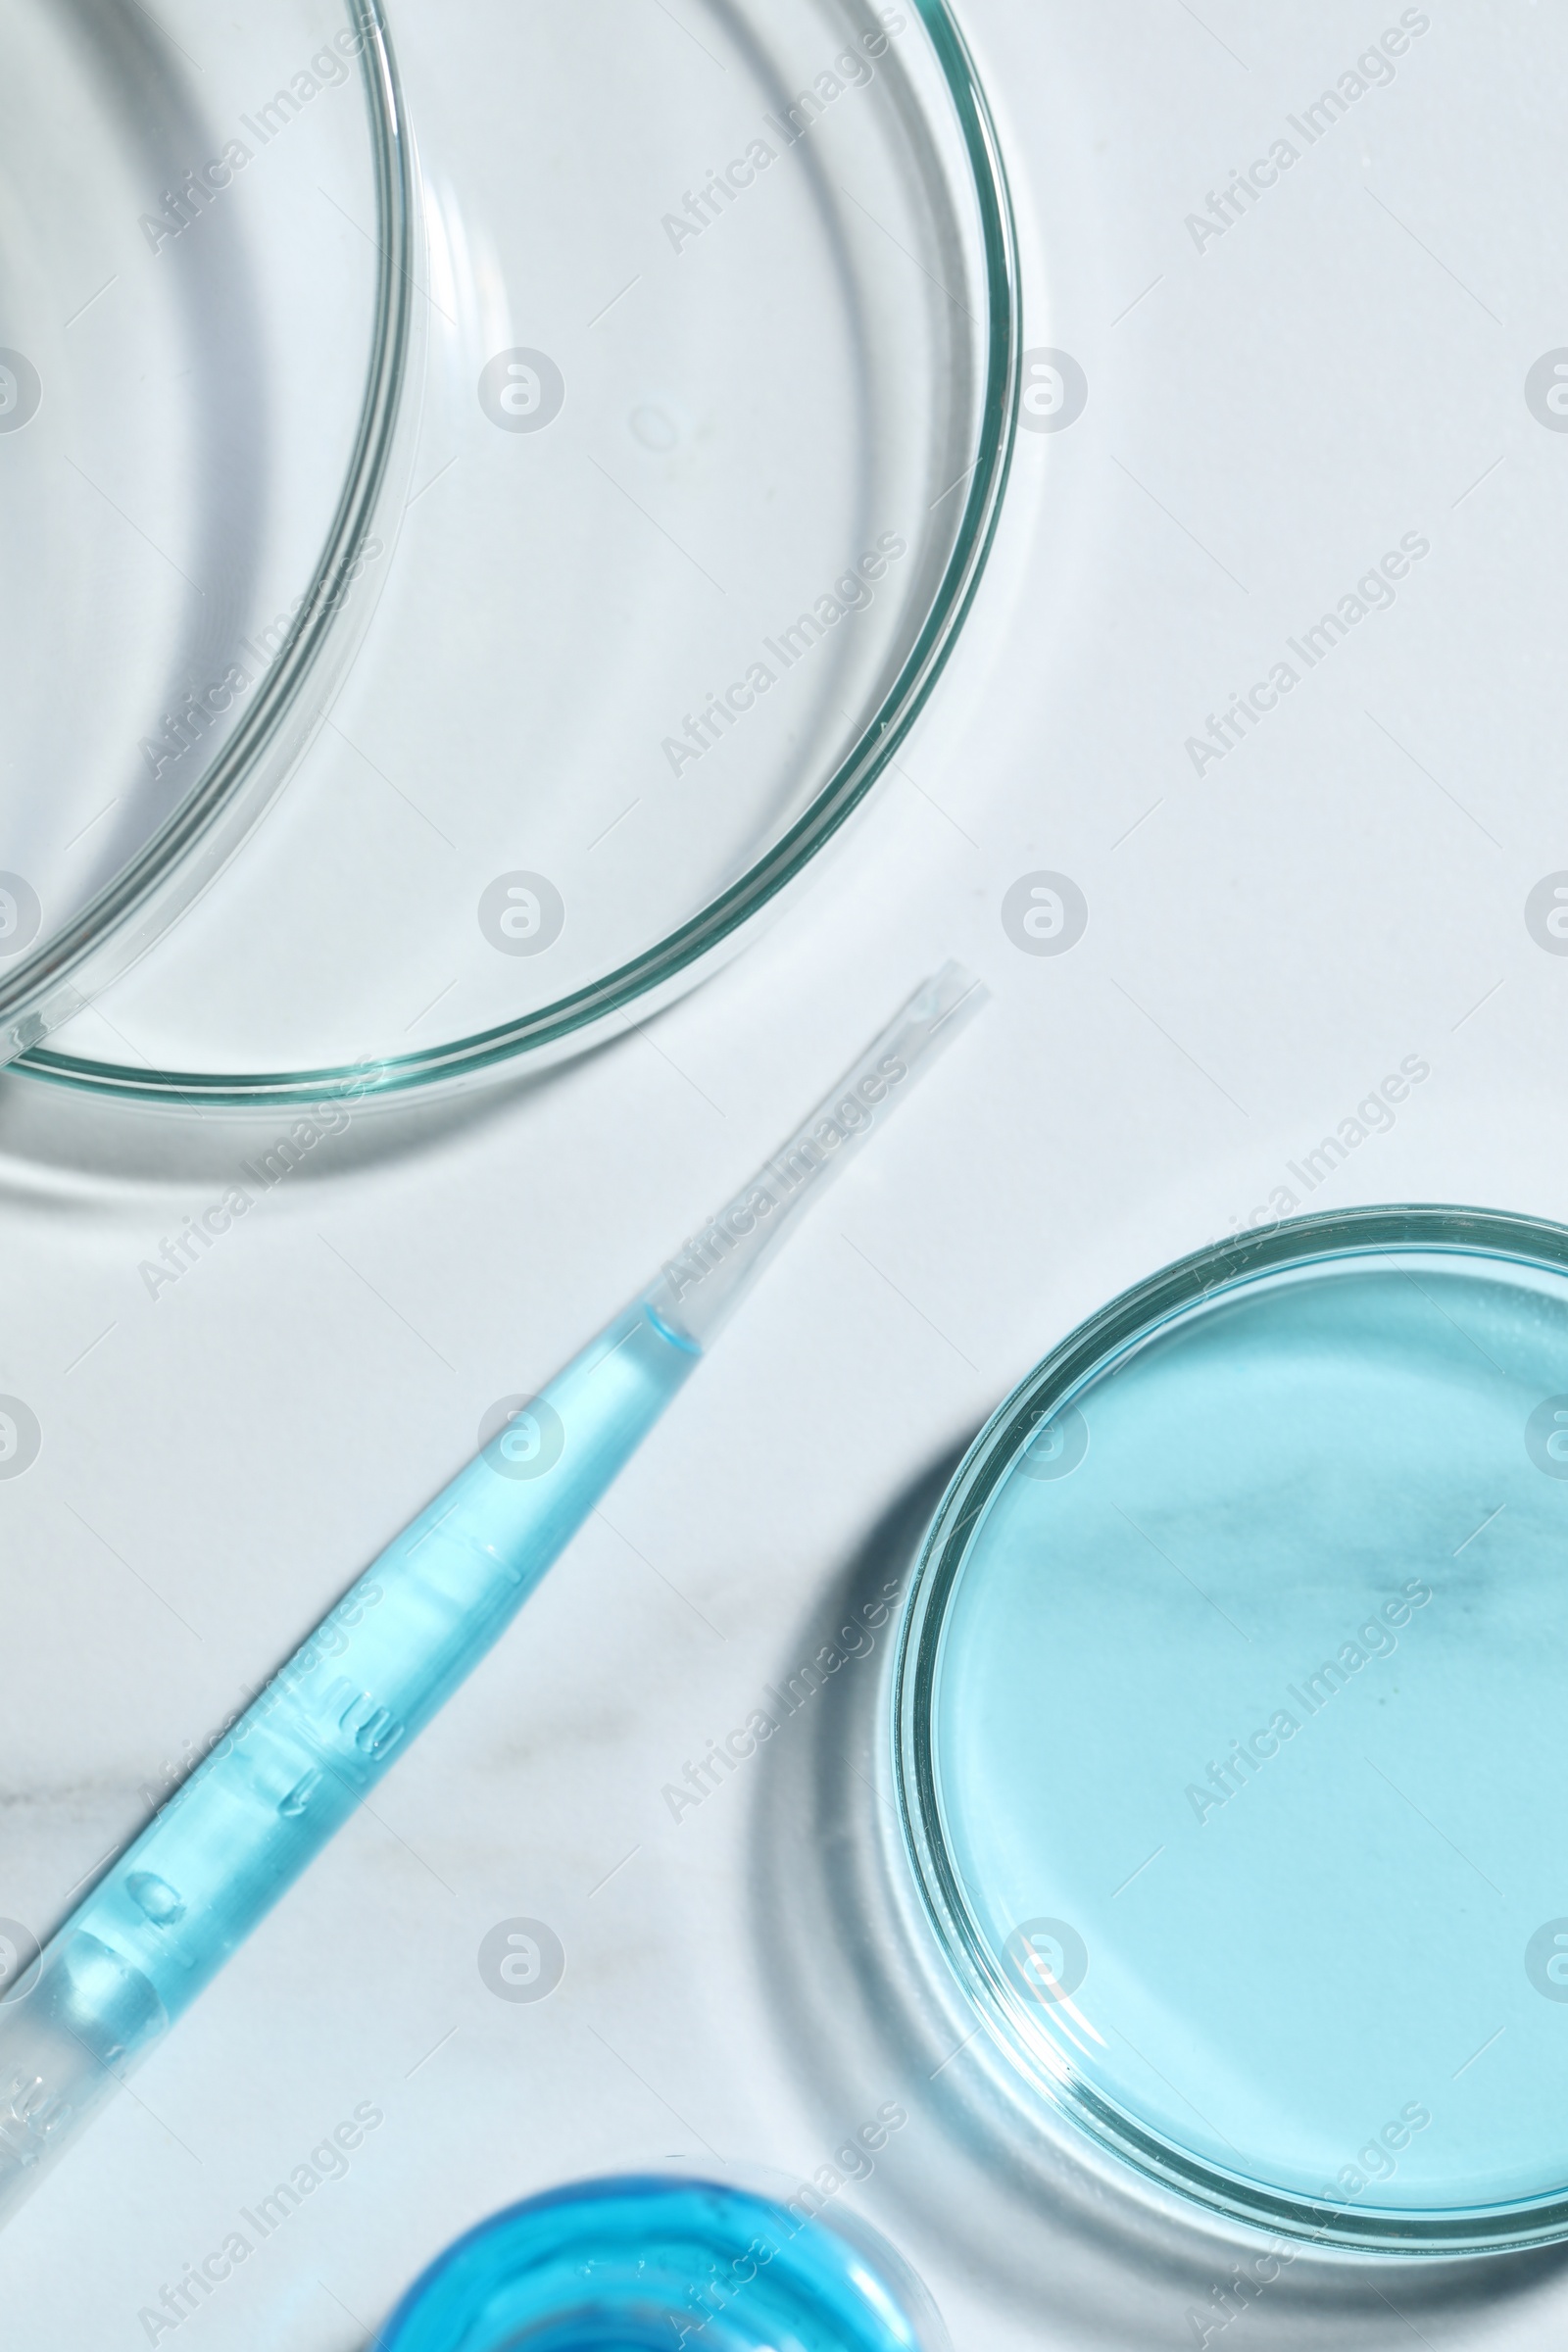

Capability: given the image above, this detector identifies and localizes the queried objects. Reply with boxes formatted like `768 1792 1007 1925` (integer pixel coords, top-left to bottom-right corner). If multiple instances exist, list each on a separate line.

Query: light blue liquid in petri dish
906 1213 1568 2252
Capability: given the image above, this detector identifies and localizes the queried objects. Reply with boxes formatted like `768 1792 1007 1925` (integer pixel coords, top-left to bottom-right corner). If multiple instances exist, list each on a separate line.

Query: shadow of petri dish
0 0 416 1065
897 1203 1568 2259
21 0 1020 1106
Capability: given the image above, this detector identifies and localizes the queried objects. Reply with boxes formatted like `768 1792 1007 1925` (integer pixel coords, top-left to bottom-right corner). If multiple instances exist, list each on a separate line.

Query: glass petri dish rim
15 0 1022 1110
0 0 416 1073
894 1200 1568 2259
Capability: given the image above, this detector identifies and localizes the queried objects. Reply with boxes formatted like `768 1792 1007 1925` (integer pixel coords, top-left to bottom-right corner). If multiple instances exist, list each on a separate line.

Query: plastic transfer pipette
0 964 983 2226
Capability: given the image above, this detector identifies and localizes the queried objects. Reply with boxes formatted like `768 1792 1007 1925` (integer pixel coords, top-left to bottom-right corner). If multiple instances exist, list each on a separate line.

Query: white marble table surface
5 1 1568 2344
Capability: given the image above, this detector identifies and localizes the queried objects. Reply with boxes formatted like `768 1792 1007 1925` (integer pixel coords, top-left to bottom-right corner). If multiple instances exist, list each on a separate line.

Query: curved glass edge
0 0 418 1070
894 1202 1568 2259
17 0 1022 1109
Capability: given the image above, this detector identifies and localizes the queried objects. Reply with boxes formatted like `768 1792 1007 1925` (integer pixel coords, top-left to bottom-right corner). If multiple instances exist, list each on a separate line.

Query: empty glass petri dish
22 0 1018 1105
897 1204 1568 2256
381 2173 942 2351
0 0 415 1065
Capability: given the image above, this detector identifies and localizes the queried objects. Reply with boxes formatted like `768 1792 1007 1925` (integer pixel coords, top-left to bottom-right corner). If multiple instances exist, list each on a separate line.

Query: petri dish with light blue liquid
897 1204 1568 2255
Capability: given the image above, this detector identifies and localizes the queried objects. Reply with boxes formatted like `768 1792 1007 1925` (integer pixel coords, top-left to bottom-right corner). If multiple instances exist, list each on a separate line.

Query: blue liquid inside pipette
0 1305 698 2194
84 1302 697 2015
0 961 984 2227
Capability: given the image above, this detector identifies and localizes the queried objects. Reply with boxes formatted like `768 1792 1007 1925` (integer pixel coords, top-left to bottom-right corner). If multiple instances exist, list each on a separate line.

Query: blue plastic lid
381 2173 937 2352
